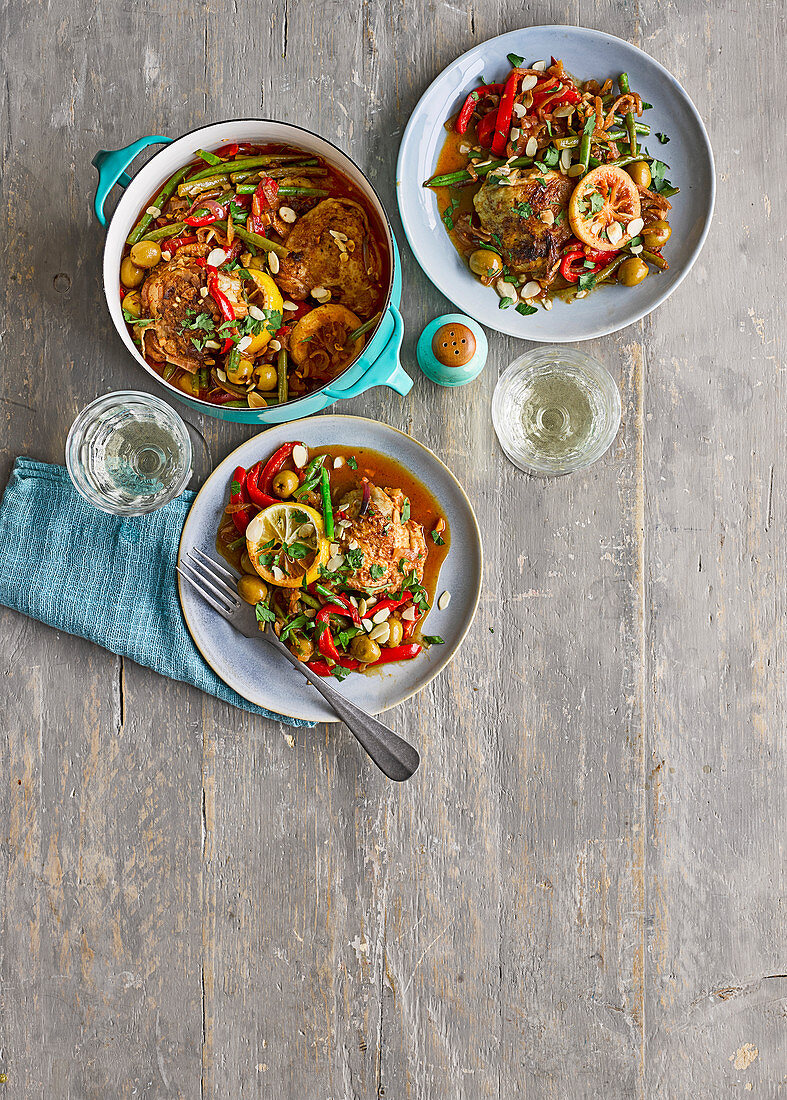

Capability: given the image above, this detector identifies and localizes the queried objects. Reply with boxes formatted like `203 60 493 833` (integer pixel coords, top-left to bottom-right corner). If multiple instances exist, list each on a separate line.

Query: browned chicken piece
336 483 427 591
140 256 246 373
637 183 672 227
275 198 383 316
473 168 574 276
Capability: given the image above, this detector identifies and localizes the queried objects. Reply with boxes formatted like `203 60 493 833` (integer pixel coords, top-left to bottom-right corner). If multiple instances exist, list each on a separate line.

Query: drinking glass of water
492 347 621 476
65 391 193 515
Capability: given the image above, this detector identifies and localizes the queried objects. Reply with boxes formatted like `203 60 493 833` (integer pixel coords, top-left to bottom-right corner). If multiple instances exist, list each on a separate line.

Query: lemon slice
246 502 329 588
243 270 284 356
568 165 642 250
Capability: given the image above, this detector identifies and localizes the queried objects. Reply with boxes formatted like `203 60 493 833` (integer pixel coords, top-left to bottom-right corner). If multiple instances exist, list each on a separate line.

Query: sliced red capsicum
560 248 619 284
306 657 361 676
476 110 499 148
370 643 422 666
365 590 413 619
315 603 359 662
183 198 228 227
229 465 253 533
251 176 279 234
162 233 198 255
454 82 505 135
245 442 306 508
491 69 524 156
195 260 236 353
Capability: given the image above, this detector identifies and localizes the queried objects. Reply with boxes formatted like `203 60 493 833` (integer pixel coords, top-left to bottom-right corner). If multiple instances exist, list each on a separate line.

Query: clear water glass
66 391 193 515
492 347 621 476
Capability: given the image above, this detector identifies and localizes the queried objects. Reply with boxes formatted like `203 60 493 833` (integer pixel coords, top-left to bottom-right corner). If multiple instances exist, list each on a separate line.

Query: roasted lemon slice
568 165 642 250
243 270 284 356
246 502 329 588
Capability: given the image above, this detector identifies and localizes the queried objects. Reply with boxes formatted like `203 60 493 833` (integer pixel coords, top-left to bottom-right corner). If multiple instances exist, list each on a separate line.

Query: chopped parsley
422 635 445 646
331 664 354 681
656 132 670 144
401 498 411 523
507 52 525 67
255 602 276 624
578 270 597 292
588 191 604 214
441 196 461 231
648 158 675 194
431 529 445 546
498 296 514 310
370 564 385 581
513 201 533 219
347 456 358 470
515 302 538 316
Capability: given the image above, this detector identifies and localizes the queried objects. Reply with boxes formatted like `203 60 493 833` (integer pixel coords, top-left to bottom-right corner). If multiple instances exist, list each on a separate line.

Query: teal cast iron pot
93 120 412 424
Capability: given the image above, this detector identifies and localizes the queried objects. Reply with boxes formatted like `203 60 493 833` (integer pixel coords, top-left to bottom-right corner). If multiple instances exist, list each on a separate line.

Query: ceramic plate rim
396 24 716 341
177 415 483 721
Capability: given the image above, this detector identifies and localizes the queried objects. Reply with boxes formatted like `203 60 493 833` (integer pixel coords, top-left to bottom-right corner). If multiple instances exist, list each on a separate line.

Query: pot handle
91 135 172 225
323 306 412 400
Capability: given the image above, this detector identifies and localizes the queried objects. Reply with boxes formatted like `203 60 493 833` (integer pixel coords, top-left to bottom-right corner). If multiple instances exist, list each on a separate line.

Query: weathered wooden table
1 0 783 1096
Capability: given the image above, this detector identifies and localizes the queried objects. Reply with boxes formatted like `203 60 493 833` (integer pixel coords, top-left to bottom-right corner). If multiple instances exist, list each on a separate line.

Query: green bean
178 175 234 198
300 591 322 611
162 363 177 381
553 135 580 150
578 115 595 175
347 313 381 342
277 347 288 404
196 148 223 166
187 155 321 183
234 184 329 197
641 248 668 270
605 153 654 169
126 166 190 245
613 117 650 135
551 254 626 301
229 163 321 183
618 73 637 155
320 467 334 541
220 399 250 407
212 220 290 258
198 366 209 391
424 155 535 188
138 219 188 242
659 185 680 198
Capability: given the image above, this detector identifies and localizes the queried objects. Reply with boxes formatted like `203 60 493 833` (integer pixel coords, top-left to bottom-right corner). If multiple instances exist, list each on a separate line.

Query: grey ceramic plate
397 25 715 341
178 415 483 722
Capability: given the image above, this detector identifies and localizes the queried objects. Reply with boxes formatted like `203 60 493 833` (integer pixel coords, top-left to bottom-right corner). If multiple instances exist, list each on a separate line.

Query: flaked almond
205 340 221 351
272 565 285 582
267 252 280 274
357 598 368 618
369 623 391 644
401 606 418 622
311 286 331 303
521 73 539 91
512 101 527 118
327 554 345 571
278 206 297 223
630 243 644 255
437 590 451 610
525 136 539 158
248 304 266 321
161 250 172 261
247 390 268 408
552 104 575 118
292 444 309 468
606 221 623 245
532 59 547 71
207 247 227 267
236 335 253 352
521 280 541 299
283 300 298 311
627 217 644 236
560 148 572 171
199 287 209 298
542 297 553 310
361 618 374 633
372 607 391 624
268 338 282 352
539 209 555 226
333 456 345 469
495 277 517 301
568 163 586 178
298 522 314 537
146 205 162 218
509 127 521 142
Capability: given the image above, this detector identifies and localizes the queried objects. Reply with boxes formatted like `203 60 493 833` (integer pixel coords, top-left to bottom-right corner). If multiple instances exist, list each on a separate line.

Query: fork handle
264 636 420 781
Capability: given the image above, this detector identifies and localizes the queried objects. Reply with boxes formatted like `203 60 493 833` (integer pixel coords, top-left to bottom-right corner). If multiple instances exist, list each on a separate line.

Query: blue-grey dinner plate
178 415 483 722
396 25 715 341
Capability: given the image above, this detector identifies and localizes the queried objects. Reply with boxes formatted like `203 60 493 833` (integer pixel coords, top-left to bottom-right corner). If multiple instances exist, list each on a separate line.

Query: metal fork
177 548 420 781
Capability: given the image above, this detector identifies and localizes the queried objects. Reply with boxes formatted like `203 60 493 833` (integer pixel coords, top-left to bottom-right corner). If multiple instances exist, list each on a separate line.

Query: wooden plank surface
0 0 784 1096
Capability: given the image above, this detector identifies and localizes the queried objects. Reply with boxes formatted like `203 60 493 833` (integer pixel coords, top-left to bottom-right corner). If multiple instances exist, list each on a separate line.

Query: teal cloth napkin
0 458 312 726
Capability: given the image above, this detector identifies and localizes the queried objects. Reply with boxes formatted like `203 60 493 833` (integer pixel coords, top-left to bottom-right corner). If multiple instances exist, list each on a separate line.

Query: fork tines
177 548 241 618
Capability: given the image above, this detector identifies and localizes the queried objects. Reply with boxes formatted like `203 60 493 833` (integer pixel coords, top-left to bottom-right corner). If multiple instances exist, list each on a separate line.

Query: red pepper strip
315 603 358 662
206 273 236 354
454 83 505 135
119 285 126 300
274 302 310 336
253 176 279 211
184 198 228 227
365 590 413 618
162 233 198 255
306 657 361 676
229 465 252 533
256 441 304 500
584 246 619 264
491 69 523 156
476 110 498 148
560 249 618 284
244 461 278 509
559 250 586 284
402 607 422 640
214 142 239 158
532 81 581 111
370 644 422 666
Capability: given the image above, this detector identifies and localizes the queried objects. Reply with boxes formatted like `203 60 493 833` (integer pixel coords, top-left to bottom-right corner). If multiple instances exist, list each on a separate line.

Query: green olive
627 160 652 188
237 573 268 605
290 635 314 662
618 257 650 287
240 551 254 575
130 240 162 269
120 256 145 288
272 470 299 499
226 356 254 385
387 619 404 648
123 290 142 319
247 255 267 271
350 635 382 664
468 249 504 278
642 219 672 249
255 363 278 391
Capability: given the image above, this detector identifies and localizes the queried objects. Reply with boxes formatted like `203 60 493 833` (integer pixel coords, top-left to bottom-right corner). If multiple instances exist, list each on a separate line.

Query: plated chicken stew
120 143 389 408
217 441 450 679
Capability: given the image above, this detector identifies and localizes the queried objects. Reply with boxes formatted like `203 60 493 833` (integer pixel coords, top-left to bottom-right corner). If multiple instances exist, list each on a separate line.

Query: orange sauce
432 122 485 260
